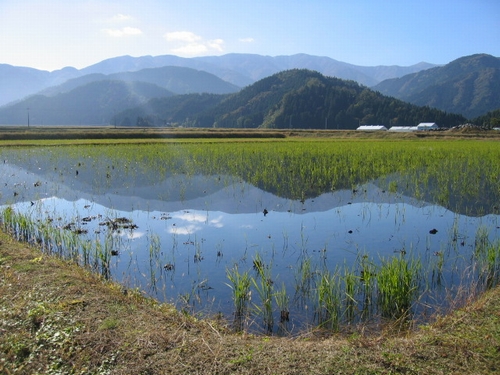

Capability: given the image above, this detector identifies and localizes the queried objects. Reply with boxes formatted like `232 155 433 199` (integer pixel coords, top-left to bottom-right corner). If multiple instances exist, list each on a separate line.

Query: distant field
0 125 499 143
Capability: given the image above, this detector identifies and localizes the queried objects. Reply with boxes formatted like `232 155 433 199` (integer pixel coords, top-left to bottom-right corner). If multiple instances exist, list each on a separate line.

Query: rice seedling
226 265 252 331
357 253 376 318
483 242 500 289
251 267 274 334
376 253 421 319
342 266 359 323
474 226 490 257
251 254 274 333
431 250 445 287
148 234 161 290
315 269 341 330
294 257 315 300
274 282 290 323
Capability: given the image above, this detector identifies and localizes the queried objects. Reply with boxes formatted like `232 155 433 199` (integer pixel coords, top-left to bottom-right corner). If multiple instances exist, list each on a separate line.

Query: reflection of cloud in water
169 224 201 235
174 212 207 223
125 231 146 240
170 211 224 232
113 230 146 240
209 215 224 228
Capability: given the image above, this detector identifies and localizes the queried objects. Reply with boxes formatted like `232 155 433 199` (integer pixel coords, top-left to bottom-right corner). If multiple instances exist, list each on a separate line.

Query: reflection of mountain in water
373 172 499 217
0 158 449 216
0 153 495 216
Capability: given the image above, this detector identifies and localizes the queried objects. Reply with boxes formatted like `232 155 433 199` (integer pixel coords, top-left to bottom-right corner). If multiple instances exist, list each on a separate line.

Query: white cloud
165 31 202 43
207 39 224 52
109 13 133 22
239 37 255 43
164 31 225 56
105 27 142 37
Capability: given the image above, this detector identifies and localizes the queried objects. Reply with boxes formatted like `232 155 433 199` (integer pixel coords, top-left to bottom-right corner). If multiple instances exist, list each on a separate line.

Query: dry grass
1 125 500 146
1 228 500 374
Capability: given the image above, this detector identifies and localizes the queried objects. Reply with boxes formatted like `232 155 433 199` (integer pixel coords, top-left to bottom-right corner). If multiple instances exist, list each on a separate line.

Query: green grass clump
316 270 342 330
226 265 252 331
251 253 274 333
376 253 421 319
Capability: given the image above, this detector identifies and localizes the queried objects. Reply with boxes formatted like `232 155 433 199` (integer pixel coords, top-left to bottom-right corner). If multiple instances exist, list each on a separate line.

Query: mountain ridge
373 54 500 118
38 66 239 97
0 53 438 107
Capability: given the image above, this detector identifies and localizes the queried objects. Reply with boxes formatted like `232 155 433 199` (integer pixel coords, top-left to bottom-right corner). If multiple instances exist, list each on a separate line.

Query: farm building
417 122 438 130
356 125 388 131
389 126 418 132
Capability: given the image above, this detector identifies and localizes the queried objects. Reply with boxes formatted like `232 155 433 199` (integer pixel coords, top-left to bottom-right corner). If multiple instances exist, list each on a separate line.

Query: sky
1 0 499 72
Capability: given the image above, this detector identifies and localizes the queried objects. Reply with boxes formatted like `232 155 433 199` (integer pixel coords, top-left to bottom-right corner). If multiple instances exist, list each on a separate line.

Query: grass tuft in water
251 253 274 333
376 253 421 319
226 265 252 331
316 269 341 330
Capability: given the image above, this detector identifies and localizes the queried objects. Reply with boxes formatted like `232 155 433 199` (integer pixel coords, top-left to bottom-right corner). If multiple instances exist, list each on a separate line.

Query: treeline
472 109 500 128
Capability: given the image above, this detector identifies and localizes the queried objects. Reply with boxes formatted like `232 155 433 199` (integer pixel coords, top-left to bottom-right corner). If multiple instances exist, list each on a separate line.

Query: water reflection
1 155 499 333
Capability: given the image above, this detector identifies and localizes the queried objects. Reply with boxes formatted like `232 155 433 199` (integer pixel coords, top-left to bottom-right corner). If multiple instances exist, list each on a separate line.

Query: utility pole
27 107 30 127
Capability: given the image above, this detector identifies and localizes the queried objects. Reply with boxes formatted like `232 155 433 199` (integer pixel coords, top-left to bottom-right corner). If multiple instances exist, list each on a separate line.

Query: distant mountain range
0 53 498 126
38 66 240 97
0 53 436 107
374 54 500 118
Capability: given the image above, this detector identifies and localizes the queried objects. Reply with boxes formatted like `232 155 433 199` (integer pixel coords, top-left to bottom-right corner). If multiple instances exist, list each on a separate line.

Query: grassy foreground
1 229 500 374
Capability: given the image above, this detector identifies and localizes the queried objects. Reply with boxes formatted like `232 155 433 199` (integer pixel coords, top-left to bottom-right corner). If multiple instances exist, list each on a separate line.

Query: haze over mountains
0 53 498 127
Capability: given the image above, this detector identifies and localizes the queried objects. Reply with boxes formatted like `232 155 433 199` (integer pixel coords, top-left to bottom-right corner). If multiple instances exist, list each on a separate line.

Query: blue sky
1 0 499 71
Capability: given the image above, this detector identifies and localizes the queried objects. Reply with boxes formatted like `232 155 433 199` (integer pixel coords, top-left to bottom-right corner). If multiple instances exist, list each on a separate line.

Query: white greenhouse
356 125 388 131
417 122 438 130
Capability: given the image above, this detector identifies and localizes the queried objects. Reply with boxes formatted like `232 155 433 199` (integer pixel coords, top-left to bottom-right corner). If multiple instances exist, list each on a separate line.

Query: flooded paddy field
1 139 499 334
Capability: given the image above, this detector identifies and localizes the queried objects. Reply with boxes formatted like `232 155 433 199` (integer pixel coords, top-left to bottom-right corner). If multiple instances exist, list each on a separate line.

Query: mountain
85 53 436 88
112 93 226 127
0 64 80 107
0 53 436 107
39 66 240 97
117 69 466 129
373 54 500 118
0 80 173 125
79 55 254 88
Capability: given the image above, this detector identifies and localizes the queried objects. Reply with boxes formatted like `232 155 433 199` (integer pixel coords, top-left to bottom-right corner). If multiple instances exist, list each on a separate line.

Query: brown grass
1 227 500 374
1 125 500 145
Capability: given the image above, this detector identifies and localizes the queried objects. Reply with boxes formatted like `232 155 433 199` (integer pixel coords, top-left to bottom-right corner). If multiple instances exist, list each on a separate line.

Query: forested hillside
116 69 466 129
374 54 500 118
472 109 500 127
112 93 226 127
